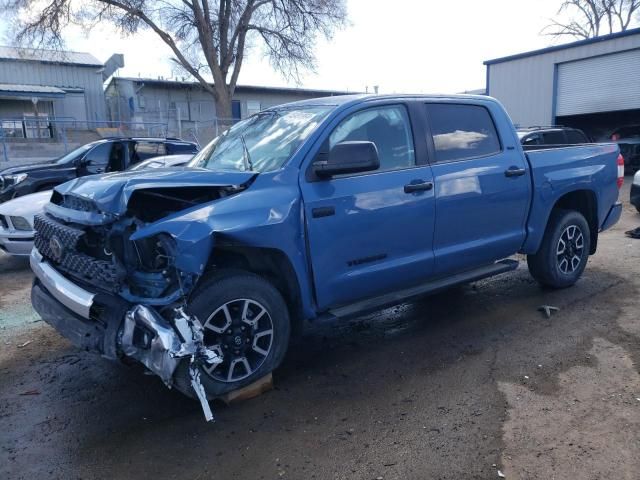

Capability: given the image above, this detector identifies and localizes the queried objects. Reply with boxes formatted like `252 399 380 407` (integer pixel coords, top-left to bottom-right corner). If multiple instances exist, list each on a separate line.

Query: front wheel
173 270 291 398
527 209 591 289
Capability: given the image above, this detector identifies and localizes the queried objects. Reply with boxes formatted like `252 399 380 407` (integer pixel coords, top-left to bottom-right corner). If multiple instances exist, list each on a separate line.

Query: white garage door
556 48 640 116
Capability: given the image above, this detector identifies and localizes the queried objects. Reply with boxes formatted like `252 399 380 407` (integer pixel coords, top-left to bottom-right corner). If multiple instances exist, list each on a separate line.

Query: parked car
0 137 199 203
517 126 590 148
610 125 640 173
0 153 196 256
631 170 640 213
0 190 51 256
29 94 622 420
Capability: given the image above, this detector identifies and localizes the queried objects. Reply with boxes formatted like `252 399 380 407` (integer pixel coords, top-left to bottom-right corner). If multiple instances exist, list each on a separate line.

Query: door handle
312 206 335 218
404 181 434 194
504 167 526 177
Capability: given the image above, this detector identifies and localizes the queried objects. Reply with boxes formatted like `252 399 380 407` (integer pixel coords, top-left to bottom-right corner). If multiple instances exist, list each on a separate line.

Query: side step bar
323 259 519 321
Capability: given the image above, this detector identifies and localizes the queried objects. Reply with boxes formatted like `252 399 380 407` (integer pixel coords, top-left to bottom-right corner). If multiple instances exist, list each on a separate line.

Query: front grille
33 214 124 292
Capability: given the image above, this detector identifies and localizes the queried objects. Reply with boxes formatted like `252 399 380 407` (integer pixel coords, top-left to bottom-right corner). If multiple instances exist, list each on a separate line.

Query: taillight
617 153 625 188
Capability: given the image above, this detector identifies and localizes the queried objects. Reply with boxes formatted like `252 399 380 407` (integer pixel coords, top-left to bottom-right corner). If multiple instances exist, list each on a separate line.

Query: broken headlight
133 233 176 272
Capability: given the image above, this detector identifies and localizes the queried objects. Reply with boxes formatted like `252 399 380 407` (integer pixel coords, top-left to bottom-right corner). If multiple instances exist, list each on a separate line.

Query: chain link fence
0 114 239 162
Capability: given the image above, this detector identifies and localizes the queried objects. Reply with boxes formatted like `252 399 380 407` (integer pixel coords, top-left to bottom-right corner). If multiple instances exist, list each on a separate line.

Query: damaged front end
31 170 255 421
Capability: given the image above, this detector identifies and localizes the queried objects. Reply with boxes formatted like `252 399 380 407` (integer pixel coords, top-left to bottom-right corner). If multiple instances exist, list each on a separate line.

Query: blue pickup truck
29 94 623 417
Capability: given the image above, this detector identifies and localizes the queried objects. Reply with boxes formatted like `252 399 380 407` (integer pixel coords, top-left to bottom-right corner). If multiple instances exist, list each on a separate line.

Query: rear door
423 101 531 275
300 102 436 310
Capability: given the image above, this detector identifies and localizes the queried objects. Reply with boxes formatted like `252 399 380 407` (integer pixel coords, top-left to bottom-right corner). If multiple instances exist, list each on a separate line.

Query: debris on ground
19 390 40 396
537 305 559 319
498 470 506 478
17 340 32 348
625 227 640 239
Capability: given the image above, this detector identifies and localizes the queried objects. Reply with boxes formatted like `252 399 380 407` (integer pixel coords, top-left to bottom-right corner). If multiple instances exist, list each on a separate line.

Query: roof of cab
271 93 494 110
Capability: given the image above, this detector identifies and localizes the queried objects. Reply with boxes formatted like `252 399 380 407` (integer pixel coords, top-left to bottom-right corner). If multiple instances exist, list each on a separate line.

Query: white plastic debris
498 470 506 478
537 305 559 319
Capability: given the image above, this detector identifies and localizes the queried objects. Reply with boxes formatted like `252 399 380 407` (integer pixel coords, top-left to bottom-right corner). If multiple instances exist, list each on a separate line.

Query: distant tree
544 0 640 39
1 0 347 118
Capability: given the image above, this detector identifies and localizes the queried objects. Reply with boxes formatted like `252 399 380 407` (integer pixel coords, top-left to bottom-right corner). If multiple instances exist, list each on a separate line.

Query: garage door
556 48 640 116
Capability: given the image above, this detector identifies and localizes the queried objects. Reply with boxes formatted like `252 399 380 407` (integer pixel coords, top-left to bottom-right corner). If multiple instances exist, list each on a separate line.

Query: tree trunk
214 85 233 120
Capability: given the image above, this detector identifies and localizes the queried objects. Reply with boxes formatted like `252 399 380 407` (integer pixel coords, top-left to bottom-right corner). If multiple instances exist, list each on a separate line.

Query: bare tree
544 0 640 39
1 0 347 118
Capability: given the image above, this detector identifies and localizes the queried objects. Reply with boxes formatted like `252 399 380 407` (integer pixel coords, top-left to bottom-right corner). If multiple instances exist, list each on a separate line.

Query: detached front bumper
30 248 128 359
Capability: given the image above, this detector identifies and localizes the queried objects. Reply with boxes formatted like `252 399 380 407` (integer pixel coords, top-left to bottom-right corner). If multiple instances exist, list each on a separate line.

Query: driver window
329 105 415 173
84 143 110 167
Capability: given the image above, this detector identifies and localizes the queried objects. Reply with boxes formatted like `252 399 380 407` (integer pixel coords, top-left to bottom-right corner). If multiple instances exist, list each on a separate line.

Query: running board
323 259 519 321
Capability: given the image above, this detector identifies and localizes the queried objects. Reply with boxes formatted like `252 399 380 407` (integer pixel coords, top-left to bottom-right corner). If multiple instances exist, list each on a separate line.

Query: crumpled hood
54 167 257 215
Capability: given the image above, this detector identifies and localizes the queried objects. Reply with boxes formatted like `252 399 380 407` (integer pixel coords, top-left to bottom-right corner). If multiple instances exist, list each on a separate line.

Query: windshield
55 143 95 165
190 106 333 173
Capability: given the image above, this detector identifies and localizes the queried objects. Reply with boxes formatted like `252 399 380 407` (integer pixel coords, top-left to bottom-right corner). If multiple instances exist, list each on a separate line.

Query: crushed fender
121 304 223 421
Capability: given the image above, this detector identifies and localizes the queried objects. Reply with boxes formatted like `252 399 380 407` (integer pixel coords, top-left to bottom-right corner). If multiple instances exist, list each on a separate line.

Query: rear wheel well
551 190 598 254
205 246 305 335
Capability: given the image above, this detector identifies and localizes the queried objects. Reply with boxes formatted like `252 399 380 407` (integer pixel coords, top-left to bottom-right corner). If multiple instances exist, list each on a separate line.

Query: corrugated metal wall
0 58 106 122
556 48 640 116
487 33 640 127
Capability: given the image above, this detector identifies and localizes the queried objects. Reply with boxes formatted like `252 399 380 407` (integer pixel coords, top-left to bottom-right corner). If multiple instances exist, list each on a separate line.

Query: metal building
0 46 123 137
485 28 640 139
105 76 351 143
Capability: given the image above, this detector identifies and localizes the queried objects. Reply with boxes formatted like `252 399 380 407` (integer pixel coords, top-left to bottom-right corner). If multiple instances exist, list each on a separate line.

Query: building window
137 94 146 109
247 100 261 116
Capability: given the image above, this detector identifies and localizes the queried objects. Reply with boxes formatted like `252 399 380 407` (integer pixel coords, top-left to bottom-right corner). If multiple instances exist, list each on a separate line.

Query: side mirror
313 141 380 178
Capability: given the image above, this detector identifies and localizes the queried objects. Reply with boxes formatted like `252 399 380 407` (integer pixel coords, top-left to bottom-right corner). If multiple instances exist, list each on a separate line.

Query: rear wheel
173 270 290 398
527 209 591 289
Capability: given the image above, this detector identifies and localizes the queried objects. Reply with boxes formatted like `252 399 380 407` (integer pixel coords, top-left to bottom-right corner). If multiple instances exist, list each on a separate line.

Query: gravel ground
0 181 638 480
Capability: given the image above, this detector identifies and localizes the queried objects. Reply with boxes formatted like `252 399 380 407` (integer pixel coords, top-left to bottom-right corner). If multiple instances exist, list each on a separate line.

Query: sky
0 0 577 94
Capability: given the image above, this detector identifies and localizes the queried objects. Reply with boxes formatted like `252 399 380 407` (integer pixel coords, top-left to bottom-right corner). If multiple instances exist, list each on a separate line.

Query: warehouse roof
109 76 352 97
0 46 102 67
484 27 640 65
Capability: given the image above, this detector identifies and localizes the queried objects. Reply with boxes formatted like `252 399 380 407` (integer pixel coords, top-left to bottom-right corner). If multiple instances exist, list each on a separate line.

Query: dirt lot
1 181 639 480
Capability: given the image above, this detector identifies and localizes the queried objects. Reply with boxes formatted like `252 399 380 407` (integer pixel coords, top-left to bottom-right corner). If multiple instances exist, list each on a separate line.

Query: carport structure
484 28 640 141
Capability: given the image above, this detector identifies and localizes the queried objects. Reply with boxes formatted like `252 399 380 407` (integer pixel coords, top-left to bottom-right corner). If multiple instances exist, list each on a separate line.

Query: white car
0 190 51 256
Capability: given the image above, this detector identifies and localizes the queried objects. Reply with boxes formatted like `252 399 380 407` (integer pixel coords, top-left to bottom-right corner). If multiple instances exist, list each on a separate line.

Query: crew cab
0 137 199 203
29 95 623 420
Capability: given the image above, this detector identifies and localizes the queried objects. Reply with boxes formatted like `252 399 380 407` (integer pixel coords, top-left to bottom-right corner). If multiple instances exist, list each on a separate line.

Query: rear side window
566 130 588 144
541 131 565 145
522 133 542 146
167 143 198 154
132 142 167 163
426 104 501 163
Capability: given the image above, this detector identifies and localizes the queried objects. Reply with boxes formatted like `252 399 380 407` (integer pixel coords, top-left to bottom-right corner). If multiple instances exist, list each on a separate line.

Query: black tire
527 209 591 289
636 205 640 214
173 270 290 399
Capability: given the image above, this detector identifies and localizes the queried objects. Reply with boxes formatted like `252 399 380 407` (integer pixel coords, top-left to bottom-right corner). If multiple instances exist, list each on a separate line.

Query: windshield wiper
240 135 254 172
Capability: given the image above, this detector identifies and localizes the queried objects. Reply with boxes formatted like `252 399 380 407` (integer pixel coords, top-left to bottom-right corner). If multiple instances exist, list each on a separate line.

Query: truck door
300 103 436 310
423 102 531 275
